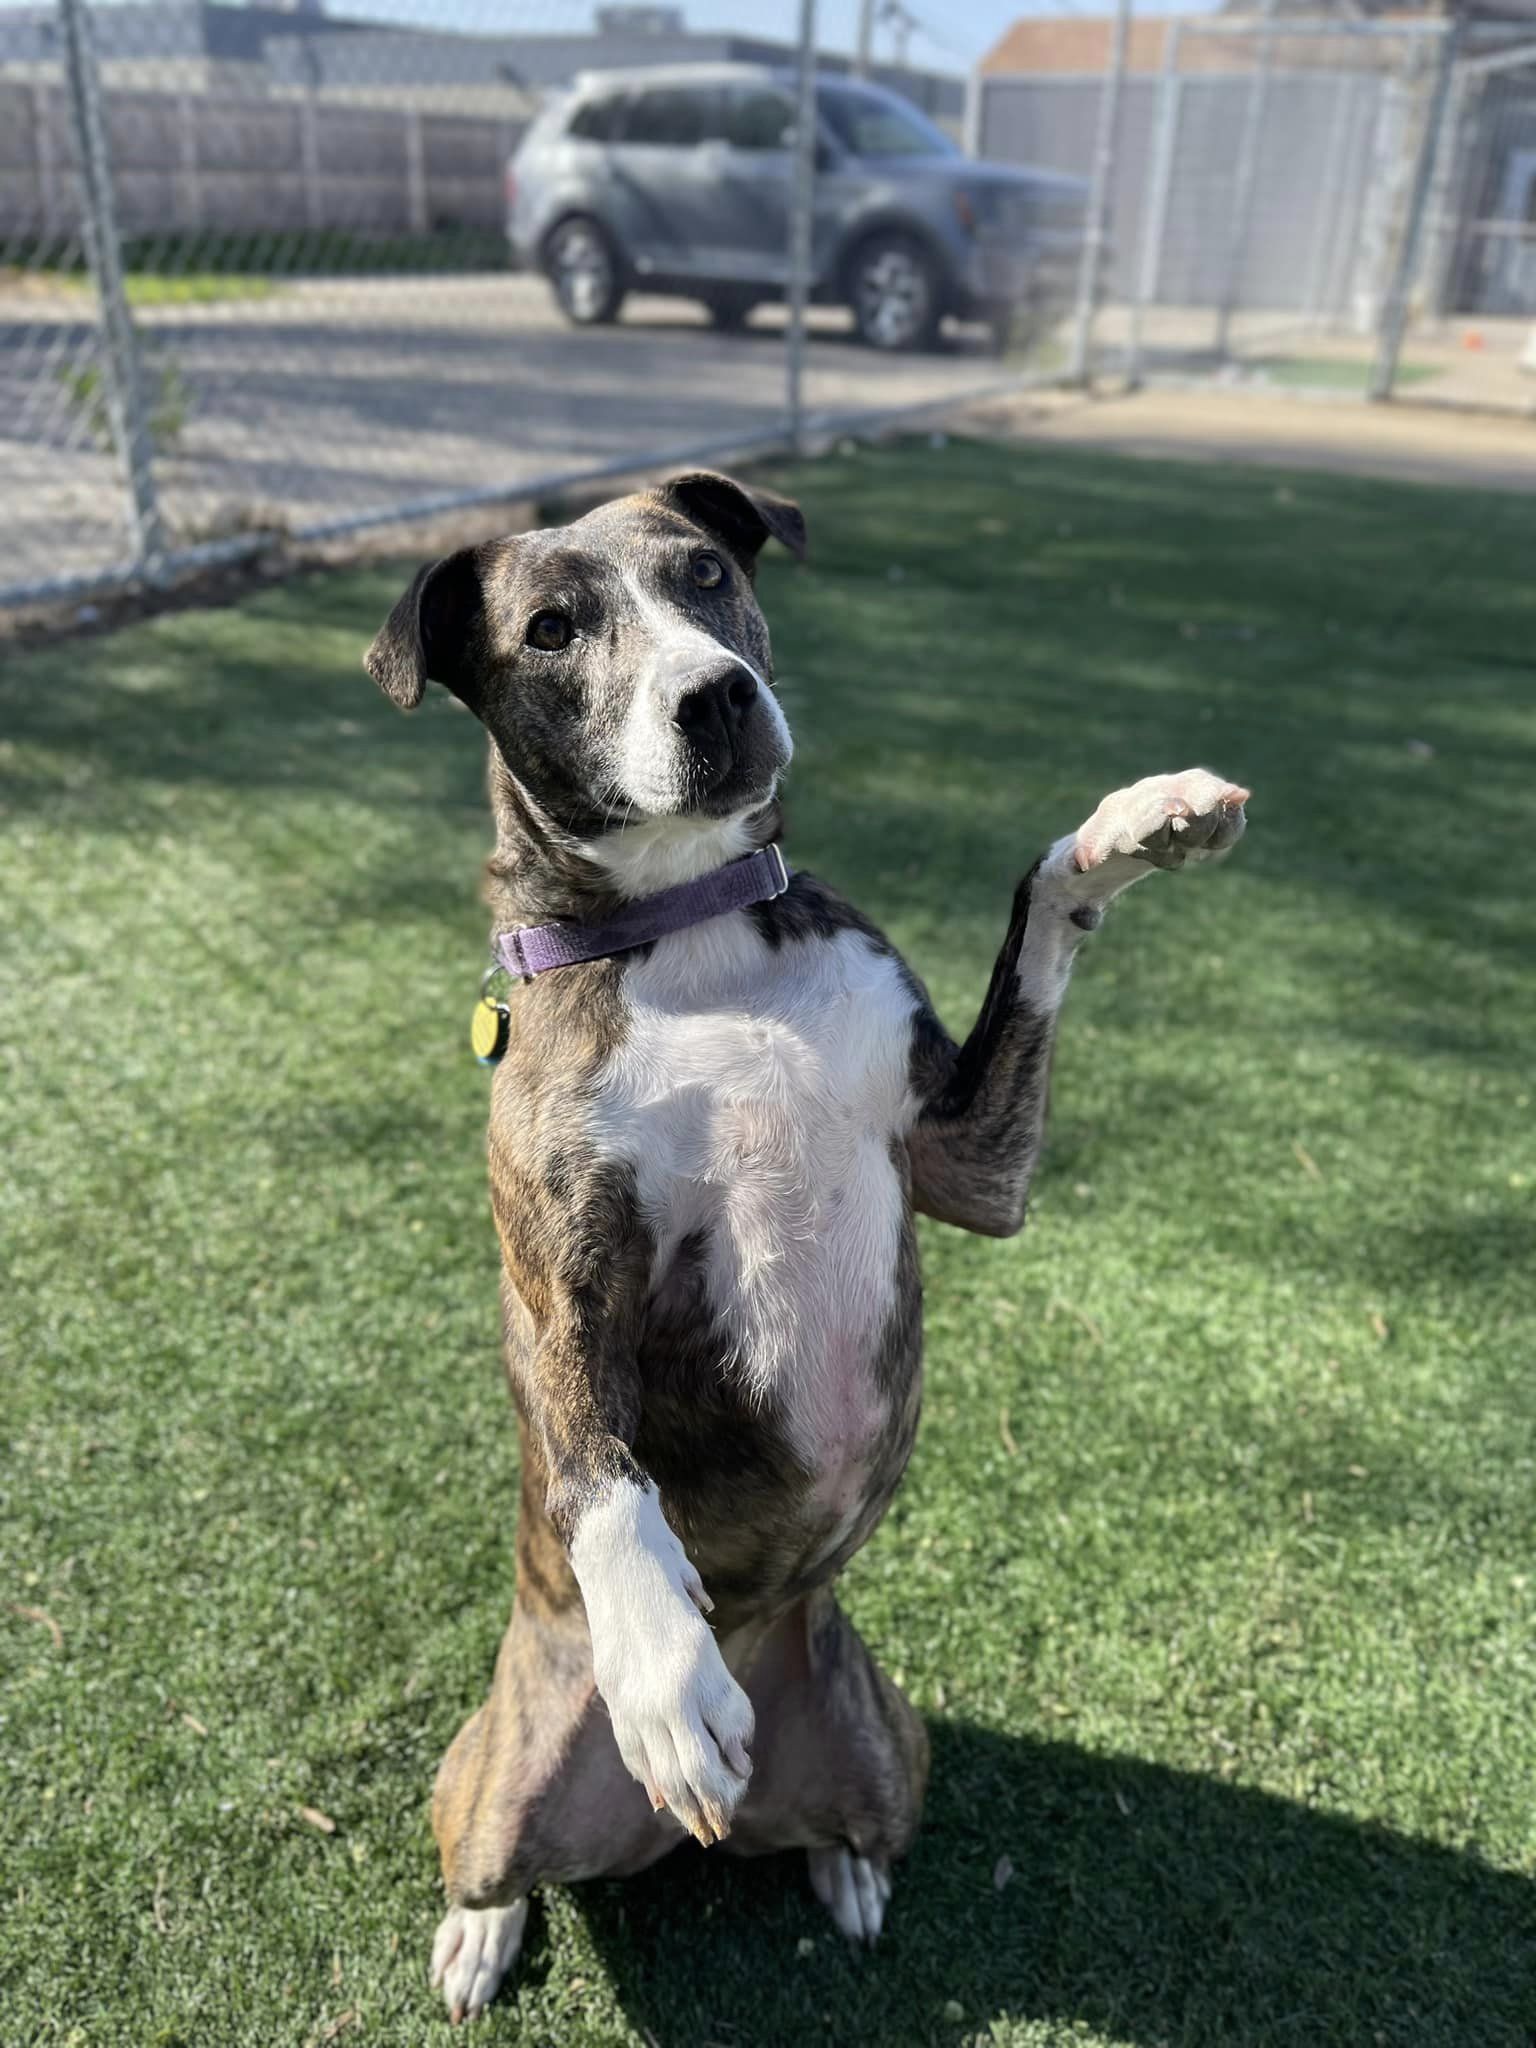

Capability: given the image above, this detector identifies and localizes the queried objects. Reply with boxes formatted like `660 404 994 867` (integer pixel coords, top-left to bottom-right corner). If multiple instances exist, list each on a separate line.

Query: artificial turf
2 438 1533 2048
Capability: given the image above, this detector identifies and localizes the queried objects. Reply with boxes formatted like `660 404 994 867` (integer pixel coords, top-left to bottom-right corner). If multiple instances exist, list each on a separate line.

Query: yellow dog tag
471 993 510 1066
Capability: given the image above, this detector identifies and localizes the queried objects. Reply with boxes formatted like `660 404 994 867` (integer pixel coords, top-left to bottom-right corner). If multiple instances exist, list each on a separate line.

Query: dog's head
365 471 805 836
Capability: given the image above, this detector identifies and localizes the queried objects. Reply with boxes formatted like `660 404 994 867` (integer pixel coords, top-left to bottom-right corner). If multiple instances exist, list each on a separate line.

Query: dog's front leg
566 1459 754 1844
908 768 1249 1237
514 1295 755 1847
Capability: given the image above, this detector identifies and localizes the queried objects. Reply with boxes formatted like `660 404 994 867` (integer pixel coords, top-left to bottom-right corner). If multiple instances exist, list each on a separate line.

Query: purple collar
494 845 790 980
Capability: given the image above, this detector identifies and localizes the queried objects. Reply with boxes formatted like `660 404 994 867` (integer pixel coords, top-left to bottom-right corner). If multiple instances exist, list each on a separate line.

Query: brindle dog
365 471 1249 2023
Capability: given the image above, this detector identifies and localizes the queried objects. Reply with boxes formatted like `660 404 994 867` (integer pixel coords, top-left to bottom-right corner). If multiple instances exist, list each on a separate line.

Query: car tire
701 289 759 333
544 215 626 327
847 233 943 352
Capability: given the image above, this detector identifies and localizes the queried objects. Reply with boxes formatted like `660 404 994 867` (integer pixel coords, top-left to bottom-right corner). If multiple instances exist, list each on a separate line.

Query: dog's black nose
675 665 758 755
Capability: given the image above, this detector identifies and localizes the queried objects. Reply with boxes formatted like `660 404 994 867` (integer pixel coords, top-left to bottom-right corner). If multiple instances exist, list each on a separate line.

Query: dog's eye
691 553 726 590
526 610 572 651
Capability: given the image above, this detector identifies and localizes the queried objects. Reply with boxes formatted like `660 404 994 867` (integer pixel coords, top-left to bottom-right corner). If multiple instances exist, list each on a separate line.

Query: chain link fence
0 0 1071 611
4 2 1535 615
975 12 1536 414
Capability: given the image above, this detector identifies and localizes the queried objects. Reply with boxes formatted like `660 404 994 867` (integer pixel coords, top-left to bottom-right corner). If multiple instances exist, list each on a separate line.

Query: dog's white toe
808 1844 890 1945
430 1898 527 2024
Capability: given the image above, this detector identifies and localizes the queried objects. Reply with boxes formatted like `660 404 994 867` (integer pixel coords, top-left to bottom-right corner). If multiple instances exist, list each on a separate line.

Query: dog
364 470 1249 2023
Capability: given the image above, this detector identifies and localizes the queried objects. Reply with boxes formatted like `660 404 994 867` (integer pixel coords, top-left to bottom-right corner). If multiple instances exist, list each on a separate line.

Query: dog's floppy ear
364 546 484 711
657 470 807 573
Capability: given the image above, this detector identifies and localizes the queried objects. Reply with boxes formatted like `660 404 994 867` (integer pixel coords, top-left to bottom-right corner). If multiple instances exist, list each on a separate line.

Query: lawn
119 274 275 308
8 270 274 307
2 439 1533 2048
1251 354 1443 393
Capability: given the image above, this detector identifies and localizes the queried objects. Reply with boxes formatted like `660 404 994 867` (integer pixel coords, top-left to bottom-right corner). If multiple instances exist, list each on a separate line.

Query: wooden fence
0 80 527 240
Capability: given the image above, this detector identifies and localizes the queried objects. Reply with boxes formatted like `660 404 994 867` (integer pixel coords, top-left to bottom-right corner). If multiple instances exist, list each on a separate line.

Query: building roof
979 16 1191 77
973 9 1518 78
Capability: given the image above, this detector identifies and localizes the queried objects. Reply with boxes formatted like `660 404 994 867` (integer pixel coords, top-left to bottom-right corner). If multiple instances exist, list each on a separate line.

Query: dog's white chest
590 917 919 1466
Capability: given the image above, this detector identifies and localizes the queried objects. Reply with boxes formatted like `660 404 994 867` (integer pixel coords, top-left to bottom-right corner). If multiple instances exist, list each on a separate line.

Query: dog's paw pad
808 1844 891 1945
430 1899 527 2024
1074 769 1249 875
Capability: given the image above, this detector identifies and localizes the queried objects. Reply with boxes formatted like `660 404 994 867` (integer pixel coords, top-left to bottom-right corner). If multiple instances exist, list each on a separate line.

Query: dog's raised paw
1072 768 1249 877
808 1844 892 1945
430 1899 527 2024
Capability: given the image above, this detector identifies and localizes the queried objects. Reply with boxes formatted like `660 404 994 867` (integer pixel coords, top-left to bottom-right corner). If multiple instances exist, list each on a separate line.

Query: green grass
3 439 1534 2048
120 274 275 308
1252 353 1442 392
4 268 272 306
12 226 510 296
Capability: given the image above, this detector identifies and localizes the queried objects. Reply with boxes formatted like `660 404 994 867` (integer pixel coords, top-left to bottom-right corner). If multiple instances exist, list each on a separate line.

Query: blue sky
318 0 1222 81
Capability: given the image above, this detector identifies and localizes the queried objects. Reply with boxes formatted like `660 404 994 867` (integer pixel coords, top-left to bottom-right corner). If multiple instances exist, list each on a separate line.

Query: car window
568 94 625 143
723 87 795 152
816 87 957 160
622 86 721 147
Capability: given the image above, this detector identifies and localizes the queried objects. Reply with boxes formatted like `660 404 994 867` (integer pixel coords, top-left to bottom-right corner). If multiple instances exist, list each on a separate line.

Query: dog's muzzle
669 658 783 803
675 661 758 779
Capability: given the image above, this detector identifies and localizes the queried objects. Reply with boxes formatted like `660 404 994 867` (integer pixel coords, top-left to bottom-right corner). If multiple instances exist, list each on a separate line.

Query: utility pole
854 0 874 79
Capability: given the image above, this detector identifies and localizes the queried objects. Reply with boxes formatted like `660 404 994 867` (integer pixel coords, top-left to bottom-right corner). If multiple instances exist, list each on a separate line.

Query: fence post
31 81 62 240
786 0 818 456
1420 60 1471 324
176 90 203 231
1068 0 1130 385
300 93 322 230
405 107 428 234
1369 22 1460 402
56 0 165 570
962 61 983 159
1127 20 1181 389
1303 74 1359 326
1214 0 1279 358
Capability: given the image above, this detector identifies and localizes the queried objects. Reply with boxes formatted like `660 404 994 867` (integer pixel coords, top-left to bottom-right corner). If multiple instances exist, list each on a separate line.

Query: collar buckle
503 930 533 986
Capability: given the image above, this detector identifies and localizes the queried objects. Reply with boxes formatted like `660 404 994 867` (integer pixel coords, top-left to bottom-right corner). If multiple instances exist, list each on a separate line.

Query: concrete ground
1094 306 1536 415
0 272 1022 601
963 380 1536 495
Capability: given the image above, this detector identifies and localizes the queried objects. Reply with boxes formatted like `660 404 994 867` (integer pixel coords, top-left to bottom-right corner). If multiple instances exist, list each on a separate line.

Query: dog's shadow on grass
562 1721 1535 2047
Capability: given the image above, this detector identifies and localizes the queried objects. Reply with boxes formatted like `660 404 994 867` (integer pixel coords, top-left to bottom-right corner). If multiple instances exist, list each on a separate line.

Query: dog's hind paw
430 1898 527 2024
808 1844 891 1945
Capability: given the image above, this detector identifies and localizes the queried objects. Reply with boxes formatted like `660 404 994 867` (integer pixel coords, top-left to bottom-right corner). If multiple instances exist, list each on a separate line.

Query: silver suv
507 64 1089 352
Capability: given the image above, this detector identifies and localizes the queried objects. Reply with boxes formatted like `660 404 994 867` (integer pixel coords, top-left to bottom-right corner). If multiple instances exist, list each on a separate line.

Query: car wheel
545 216 626 326
701 290 759 333
849 234 941 352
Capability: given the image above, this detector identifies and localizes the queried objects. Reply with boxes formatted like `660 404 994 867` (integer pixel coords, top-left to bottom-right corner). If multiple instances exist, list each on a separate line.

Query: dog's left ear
364 545 486 711
657 470 807 573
